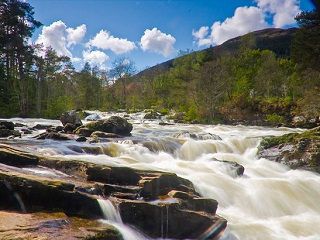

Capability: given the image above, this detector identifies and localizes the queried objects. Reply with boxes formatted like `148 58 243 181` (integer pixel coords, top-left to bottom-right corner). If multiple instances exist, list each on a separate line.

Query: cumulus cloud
87 30 136 54
256 0 300 28
140 28 176 57
83 50 109 68
36 20 87 57
67 24 87 47
193 0 301 47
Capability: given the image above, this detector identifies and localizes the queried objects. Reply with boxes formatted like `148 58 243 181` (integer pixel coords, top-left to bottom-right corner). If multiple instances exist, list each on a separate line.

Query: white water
97 199 147 240
3 112 320 239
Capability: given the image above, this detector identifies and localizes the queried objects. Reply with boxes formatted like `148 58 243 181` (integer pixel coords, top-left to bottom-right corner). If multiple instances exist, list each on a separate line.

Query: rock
21 128 33 134
0 211 123 240
60 110 82 127
75 127 92 137
33 124 53 130
91 131 122 139
173 131 221 140
259 127 320 173
14 122 27 128
0 129 21 138
212 159 245 176
76 136 87 142
64 123 77 133
0 120 14 130
139 172 195 199
0 170 102 219
85 113 102 121
144 111 161 120
0 144 39 167
84 225 123 240
55 126 64 132
78 116 132 136
87 166 141 185
35 132 73 141
119 200 227 239
159 121 174 126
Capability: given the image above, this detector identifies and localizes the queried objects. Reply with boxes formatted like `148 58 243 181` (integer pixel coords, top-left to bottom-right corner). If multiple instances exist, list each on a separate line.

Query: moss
260 127 320 149
85 225 123 240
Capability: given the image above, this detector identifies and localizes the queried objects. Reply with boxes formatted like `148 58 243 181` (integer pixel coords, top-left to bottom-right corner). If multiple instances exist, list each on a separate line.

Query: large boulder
259 127 320 173
0 129 20 138
76 116 132 136
0 121 14 130
118 200 227 239
60 110 82 127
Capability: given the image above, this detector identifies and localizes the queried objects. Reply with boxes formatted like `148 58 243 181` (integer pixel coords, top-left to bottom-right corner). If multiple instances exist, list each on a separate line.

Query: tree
0 0 41 116
291 0 320 70
109 58 136 108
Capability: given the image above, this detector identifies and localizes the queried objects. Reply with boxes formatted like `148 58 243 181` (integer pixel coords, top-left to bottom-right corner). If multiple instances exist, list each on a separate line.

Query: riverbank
0 111 319 239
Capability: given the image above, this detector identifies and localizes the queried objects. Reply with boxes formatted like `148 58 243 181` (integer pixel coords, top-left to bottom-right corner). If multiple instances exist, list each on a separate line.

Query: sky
28 0 314 72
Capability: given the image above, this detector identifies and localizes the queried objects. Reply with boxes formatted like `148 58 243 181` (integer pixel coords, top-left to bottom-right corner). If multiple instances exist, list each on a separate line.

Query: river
1 111 319 240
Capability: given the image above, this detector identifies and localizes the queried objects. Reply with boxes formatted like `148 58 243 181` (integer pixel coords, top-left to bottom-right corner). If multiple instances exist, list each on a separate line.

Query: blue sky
29 0 314 72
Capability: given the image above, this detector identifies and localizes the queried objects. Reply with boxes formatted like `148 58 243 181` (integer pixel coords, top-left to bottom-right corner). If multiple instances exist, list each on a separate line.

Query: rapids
2 112 319 240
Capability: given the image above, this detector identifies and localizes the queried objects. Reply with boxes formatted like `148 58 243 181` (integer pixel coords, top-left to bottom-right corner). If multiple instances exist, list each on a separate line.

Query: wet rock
259 127 320 173
85 113 102 121
77 116 132 136
64 123 77 133
35 132 73 141
87 166 141 185
0 170 102 218
119 200 227 239
55 125 64 132
0 120 14 130
181 197 218 214
0 129 21 138
60 110 82 127
212 159 245 176
33 124 53 130
144 111 161 120
0 211 122 240
14 122 27 128
173 131 221 140
159 121 174 126
21 128 33 134
91 131 123 139
76 136 87 142
139 172 196 199
75 127 92 137
0 144 39 167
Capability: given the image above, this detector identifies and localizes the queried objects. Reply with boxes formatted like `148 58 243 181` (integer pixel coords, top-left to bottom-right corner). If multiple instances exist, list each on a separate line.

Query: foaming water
4 112 318 239
97 199 147 240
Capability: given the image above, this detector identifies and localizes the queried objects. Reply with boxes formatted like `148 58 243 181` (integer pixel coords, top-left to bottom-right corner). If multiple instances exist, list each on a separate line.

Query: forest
0 0 319 126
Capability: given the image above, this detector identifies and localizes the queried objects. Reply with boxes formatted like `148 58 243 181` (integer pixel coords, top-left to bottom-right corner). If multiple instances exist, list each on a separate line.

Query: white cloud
140 28 176 57
87 30 136 54
83 50 109 68
256 0 300 28
193 6 268 46
36 20 71 56
36 20 87 57
193 0 301 47
67 24 87 47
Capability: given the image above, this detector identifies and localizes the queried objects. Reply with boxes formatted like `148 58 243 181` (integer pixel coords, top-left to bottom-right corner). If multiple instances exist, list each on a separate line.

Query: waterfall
97 199 148 240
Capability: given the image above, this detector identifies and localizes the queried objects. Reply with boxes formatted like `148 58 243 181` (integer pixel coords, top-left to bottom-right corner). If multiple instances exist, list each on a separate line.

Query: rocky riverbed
0 111 319 239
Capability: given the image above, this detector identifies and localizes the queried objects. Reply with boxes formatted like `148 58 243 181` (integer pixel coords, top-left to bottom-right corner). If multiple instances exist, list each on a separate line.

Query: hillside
135 28 297 79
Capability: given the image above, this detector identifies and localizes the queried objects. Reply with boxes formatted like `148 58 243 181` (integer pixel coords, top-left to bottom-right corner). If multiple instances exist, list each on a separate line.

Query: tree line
0 0 319 125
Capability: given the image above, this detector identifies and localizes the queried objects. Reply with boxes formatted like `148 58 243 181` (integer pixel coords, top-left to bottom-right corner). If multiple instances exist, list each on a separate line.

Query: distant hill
135 28 297 79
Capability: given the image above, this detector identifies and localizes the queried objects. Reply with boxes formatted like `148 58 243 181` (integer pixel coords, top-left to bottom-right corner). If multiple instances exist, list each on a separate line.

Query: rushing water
2 112 320 240
97 198 147 240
